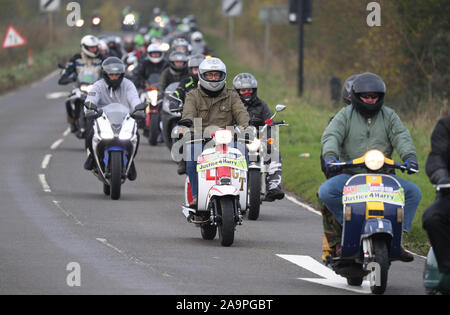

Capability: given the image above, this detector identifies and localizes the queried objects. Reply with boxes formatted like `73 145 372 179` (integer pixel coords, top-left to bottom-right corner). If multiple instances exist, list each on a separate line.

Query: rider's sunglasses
359 93 380 99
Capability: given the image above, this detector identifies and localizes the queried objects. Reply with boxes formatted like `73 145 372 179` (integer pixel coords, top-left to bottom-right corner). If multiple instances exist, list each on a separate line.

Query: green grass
206 33 433 255
0 37 80 94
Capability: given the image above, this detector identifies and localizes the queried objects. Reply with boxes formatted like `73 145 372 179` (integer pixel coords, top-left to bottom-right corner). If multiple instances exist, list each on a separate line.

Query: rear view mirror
85 109 103 120
275 104 286 112
134 103 147 111
131 110 146 121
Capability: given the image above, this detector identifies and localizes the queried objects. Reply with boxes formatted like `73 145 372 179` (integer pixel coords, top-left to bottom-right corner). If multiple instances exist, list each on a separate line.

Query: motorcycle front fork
208 198 243 227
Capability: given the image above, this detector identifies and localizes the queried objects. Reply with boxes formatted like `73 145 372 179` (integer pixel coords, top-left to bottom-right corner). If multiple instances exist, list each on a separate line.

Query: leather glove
404 158 419 174
430 168 450 185
325 158 342 173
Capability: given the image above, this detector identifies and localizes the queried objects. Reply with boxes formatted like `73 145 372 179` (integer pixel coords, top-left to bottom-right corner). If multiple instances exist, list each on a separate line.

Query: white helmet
191 31 203 43
81 35 100 58
199 57 226 92
147 43 164 64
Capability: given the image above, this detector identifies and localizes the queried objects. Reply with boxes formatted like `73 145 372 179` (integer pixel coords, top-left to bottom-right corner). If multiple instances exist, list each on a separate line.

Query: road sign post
40 0 61 44
289 0 313 97
259 6 289 71
222 0 242 50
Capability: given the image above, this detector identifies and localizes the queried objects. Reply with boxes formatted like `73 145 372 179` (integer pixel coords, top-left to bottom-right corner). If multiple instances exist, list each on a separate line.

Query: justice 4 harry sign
2 25 27 49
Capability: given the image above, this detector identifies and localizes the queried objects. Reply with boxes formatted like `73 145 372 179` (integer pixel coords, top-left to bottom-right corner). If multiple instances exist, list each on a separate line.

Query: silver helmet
233 73 258 103
198 57 226 92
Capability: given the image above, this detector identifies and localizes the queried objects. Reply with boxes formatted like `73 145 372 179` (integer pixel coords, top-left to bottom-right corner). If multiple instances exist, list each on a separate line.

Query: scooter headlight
246 138 261 152
215 129 233 145
80 84 93 93
127 64 136 73
160 43 170 52
146 89 158 106
365 150 385 171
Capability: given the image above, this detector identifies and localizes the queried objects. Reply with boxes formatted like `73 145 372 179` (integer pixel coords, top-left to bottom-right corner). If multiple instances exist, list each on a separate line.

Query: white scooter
246 104 288 220
86 103 146 200
179 121 248 247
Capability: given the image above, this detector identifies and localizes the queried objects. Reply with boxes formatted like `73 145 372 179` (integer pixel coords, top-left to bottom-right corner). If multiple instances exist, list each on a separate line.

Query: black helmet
102 57 125 90
342 74 360 105
351 72 386 118
168 51 188 73
232 73 258 105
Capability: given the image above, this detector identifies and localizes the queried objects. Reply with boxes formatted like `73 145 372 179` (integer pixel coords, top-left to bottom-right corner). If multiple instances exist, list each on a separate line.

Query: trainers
127 162 137 181
399 247 414 262
177 161 186 175
84 154 95 170
266 188 285 201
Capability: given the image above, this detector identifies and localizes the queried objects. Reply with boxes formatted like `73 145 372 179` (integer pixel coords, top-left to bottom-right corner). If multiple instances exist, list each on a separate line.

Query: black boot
84 154 94 170
127 162 137 181
177 160 186 175
266 187 285 201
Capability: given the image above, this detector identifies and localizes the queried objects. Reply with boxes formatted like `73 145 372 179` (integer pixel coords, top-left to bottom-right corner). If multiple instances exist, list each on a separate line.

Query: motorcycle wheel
370 236 390 295
218 197 235 247
347 277 364 286
201 223 217 240
148 113 160 146
103 183 110 196
110 151 122 200
247 169 261 220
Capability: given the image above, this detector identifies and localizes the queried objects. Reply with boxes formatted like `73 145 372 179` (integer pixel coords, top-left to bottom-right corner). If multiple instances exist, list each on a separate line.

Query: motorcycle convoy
55 11 449 295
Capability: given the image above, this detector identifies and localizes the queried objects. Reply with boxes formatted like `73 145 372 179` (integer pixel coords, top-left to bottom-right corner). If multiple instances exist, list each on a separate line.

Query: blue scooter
327 150 418 294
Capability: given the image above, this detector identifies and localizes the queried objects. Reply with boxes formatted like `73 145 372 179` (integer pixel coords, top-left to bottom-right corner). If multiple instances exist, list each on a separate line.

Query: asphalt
0 72 427 295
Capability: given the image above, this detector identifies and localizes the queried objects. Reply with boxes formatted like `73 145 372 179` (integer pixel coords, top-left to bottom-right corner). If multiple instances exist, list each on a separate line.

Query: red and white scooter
182 128 248 247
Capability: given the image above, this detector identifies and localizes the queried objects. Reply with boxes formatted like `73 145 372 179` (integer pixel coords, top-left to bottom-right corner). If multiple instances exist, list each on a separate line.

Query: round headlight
215 129 233 145
365 150 385 171
246 138 261 152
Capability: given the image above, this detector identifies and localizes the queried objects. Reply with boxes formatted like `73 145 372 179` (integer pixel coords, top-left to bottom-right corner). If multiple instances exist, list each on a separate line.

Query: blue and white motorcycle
86 103 145 200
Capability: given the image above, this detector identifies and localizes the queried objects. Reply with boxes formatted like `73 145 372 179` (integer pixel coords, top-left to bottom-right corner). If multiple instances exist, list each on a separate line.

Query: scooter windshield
78 67 99 84
103 103 129 126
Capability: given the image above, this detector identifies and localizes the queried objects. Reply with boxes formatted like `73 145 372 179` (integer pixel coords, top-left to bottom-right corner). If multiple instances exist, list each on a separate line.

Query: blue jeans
318 174 421 232
187 141 248 199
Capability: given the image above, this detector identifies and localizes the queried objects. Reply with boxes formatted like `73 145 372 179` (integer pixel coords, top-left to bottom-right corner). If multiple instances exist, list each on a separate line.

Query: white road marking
285 194 322 216
41 154 52 170
50 138 64 150
95 238 172 277
52 200 84 226
46 91 70 99
277 254 371 294
38 174 51 192
63 127 70 137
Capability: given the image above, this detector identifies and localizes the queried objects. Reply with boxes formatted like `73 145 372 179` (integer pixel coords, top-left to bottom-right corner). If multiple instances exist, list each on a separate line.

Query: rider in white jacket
84 57 142 180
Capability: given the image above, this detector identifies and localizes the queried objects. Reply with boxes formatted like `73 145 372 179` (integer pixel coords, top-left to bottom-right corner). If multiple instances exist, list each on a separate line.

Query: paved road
0 73 427 295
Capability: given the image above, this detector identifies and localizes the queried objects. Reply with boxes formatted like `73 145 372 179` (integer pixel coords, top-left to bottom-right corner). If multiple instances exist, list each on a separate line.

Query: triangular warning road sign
2 25 27 49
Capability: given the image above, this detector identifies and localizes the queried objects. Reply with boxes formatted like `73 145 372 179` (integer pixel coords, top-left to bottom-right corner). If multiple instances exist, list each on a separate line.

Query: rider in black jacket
423 114 450 276
134 43 169 90
233 73 284 201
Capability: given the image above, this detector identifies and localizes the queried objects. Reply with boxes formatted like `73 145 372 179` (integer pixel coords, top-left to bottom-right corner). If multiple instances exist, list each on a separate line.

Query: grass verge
205 33 433 256
0 37 80 95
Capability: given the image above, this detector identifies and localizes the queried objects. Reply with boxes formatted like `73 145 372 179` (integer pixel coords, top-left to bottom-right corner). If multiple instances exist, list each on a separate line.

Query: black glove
430 168 450 185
